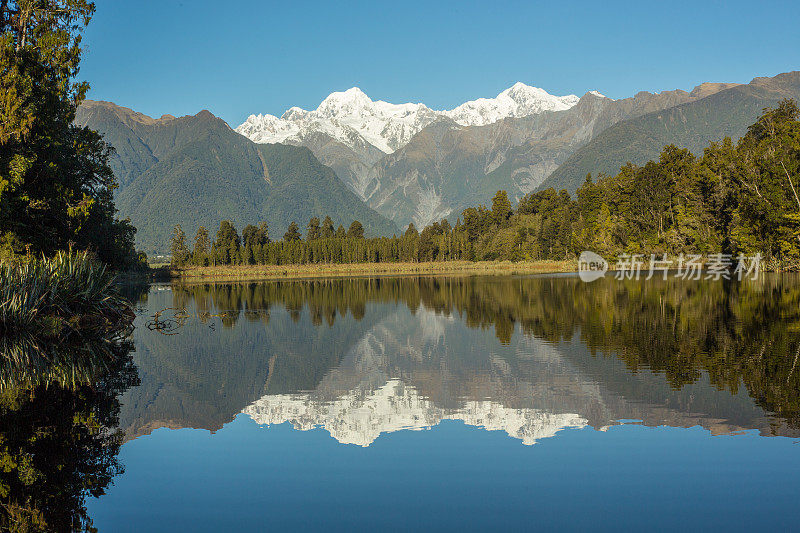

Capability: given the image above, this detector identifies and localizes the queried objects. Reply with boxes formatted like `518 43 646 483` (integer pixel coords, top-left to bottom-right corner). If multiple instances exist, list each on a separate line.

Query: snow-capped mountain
442 82 582 126
234 78 739 231
236 83 582 155
237 87 440 154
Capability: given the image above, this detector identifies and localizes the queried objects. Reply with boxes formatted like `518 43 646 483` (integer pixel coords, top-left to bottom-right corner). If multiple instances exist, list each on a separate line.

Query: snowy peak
236 83 581 155
237 86 437 154
315 87 377 117
281 106 308 121
443 82 580 126
238 112 300 145
588 90 609 99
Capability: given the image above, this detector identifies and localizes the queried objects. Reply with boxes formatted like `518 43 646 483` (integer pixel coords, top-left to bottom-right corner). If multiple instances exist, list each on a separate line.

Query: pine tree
0 1 138 267
401 223 419 262
257 221 270 243
214 220 240 264
241 224 260 264
491 190 513 226
193 226 210 266
284 221 301 242
347 220 364 239
321 216 335 239
307 217 321 241
170 225 191 267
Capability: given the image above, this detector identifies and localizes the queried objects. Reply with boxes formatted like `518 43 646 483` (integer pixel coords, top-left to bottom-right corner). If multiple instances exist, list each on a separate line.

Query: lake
36 275 800 530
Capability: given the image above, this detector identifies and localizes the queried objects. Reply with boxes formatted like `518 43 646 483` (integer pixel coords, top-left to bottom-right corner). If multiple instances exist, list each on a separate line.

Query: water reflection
0 335 138 531
123 275 800 446
6 275 800 530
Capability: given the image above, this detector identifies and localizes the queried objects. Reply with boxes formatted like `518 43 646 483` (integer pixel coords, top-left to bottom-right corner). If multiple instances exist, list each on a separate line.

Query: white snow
236 83 581 155
443 82 580 126
588 90 611 99
236 87 440 154
242 378 587 447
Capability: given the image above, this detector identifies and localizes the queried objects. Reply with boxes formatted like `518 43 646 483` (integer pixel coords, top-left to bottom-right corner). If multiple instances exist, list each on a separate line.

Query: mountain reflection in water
121 275 800 445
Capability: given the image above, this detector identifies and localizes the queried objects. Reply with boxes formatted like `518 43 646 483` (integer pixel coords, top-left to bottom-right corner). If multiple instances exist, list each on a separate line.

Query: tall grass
0 250 133 337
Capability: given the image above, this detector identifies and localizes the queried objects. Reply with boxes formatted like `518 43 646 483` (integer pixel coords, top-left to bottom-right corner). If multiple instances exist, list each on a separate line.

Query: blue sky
81 0 800 126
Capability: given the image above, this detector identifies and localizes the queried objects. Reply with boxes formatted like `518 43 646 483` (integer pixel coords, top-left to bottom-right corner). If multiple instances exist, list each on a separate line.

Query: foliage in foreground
0 250 133 337
0 1 143 269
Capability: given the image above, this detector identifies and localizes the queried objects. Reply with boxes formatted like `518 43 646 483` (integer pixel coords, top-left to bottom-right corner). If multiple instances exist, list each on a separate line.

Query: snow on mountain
442 82 580 126
237 112 301 143
242 379 587 447
236 83 580 155
237 87 441 154
588 90 610 99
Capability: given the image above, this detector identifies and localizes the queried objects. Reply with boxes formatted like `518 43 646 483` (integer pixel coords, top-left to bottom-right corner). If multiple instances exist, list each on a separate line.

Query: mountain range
237 83 583 154
76 70 800 252
542 71 800 193
237 74 798 228
75 101 398 254
236 83 600 223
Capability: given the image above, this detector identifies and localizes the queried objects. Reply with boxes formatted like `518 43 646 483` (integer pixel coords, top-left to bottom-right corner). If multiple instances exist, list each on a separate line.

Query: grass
0 250 134 338
173 260 578 282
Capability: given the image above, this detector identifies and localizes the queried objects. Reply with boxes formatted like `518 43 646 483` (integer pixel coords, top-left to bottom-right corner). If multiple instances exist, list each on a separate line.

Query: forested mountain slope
76 101 398 253
541 71 800 194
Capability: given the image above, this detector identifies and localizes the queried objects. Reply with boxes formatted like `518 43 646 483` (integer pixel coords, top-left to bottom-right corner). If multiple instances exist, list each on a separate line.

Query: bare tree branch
781 160 800 212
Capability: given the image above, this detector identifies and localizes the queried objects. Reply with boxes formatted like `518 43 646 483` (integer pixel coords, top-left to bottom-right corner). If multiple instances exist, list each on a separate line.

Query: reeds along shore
171 259 579 282
0 251 134 339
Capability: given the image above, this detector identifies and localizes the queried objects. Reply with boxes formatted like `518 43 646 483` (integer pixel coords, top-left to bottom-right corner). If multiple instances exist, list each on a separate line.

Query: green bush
0 251 133 337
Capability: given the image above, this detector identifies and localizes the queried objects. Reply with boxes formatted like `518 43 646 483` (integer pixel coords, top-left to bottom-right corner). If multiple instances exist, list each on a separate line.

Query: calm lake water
76 275 800 530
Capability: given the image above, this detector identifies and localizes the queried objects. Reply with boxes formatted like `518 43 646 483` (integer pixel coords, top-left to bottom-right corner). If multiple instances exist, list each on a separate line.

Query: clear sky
80 0 800 127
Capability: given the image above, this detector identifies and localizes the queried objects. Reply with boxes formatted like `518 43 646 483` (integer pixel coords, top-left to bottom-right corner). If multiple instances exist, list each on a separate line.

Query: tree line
169 213 478 267
171 100 800 269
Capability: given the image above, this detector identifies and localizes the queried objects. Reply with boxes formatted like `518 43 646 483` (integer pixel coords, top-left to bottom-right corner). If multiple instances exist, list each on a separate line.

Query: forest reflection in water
125 274 800 443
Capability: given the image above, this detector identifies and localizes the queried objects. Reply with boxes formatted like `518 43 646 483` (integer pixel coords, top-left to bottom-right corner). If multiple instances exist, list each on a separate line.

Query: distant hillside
540 71 800 194
75 102 398 254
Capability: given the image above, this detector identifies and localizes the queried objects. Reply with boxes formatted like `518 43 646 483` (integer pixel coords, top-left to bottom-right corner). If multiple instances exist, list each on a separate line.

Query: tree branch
781 160 800 212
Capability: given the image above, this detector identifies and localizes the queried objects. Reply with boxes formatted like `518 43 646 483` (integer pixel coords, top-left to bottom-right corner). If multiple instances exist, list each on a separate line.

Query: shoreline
169 260 578 282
